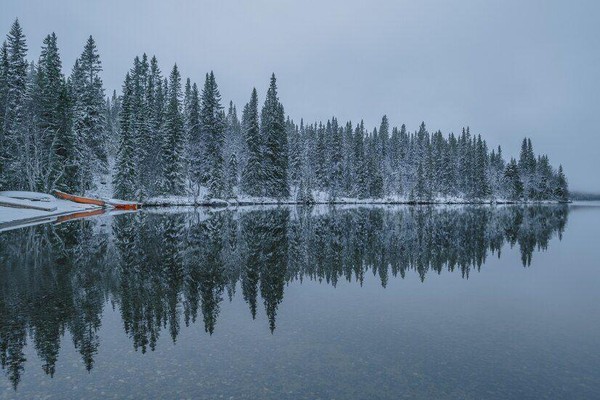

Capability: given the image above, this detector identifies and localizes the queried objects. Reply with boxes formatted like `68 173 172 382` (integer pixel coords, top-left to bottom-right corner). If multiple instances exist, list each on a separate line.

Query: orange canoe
53 190 142 210
53 190 106 207
105 200 141 210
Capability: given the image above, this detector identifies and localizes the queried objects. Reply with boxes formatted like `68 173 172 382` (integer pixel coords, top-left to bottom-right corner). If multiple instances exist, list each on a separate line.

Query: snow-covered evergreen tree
113 73 137 199
0 42 7 157
261 74 289 199
70 36 106 193
504 158 523 201
241 88 262 196
555 165 569 202
1 19 28 189
200 71 225 198
185 81 201 194
34 33 64 191
161 64 185 194
53 78 78 192
143 55 165 194
226 153 238 198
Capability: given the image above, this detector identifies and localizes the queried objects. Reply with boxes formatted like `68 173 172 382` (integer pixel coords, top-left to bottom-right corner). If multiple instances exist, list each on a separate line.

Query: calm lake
1 204 599 399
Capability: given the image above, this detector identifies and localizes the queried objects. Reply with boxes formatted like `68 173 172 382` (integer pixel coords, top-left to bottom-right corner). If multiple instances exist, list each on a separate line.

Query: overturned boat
53 190 142 210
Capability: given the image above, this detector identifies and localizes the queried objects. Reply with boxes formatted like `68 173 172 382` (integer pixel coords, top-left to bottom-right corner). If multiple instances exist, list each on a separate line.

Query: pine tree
70 36 106 193
37 33 64 191
226 153 238 198
186 82 201 194
223 101 242 193
504 158 523 201
314 122 327 190
183 78 192 181
287 118 301 189
141 55 164 194
0 41 7 147
21 61 41 190
53 79 78 191
518 137 536 199
471 135 490 200
555 164 569 202
161 64 185 194
241 88 262 196
1 19 28 189
113 73 137 199
328 117 343 199
353 122 368 198
367 128 385 198
261 74 289 198
200 71 225 198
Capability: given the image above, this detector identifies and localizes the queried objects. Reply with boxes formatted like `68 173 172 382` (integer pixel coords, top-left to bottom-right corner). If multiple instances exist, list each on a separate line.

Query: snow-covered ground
144 190 557 207
0 191 103 231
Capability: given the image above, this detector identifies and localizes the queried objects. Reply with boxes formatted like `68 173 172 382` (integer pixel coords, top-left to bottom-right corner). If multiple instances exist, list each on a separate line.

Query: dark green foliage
504 158 523 201
70 36 107 193
555 165 569 202
260 74 289 198
1 19 27 189
241 88 262 196
226 153 238 198
161 64 186 194
200 72 225 198
113 73 137 199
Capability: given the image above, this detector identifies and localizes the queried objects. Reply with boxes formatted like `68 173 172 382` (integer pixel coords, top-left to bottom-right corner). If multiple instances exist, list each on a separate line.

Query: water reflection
0 205 568 389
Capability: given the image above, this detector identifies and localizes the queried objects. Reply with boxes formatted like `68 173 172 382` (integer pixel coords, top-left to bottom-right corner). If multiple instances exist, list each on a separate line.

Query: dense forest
0 19 569 203
0 205 568 388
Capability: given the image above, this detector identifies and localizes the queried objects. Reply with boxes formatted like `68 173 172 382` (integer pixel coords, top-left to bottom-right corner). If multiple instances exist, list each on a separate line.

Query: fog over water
2 0 599 191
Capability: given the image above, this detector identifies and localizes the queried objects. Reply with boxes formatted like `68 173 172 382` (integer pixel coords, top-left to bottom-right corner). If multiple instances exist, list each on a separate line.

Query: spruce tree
186 82 201 193
1 19 28 189
555 165 569 202
226 153 238 198
341 121 354 196
315 122 327 190
113 73 137 199
366 128 384 198
261 74 289 198
286 117 301 188
70 36 106 193
161 64 186 194
504 158 523 201
353 122 368 198
200 71 225 198
241 88 262 196
37 33 64 191
143 55 164 194
0 41 7 145
53 79 78 191
328 117 343 199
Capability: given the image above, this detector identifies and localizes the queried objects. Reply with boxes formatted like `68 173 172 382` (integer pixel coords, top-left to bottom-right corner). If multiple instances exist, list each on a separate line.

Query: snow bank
0 191 56 201
144 191 552 207
0 192 103 231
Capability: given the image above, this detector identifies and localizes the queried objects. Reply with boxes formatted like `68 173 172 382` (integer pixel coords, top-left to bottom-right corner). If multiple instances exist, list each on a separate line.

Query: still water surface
0 204 599 399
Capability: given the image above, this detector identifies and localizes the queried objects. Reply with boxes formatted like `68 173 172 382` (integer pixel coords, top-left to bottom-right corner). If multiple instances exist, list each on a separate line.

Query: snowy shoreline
0 195 569 232
143 195 569 207
0 192 104 232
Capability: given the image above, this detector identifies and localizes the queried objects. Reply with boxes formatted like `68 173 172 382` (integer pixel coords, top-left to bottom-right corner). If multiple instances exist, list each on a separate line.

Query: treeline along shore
0 19 569 205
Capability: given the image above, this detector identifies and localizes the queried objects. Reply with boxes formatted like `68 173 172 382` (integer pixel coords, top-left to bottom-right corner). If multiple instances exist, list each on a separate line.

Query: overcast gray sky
2 0 599 191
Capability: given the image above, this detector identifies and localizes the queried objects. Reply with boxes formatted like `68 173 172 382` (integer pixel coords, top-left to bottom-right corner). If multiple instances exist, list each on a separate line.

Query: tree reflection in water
0 205 568 389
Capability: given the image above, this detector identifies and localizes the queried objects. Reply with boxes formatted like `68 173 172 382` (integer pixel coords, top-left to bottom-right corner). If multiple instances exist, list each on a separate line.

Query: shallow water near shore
1 204 599 399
